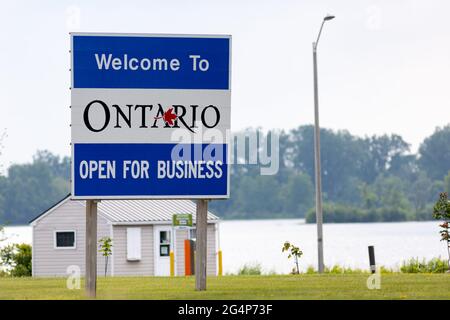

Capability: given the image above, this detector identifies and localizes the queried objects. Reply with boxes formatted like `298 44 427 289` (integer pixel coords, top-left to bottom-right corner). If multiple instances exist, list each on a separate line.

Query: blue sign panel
72 35 230 89
71 33 231 199
73 144 228 197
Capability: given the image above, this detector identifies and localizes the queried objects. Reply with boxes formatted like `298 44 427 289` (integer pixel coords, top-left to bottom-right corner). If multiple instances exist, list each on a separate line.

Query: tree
373 175 411 213
280 173 313 217
195 126 449 221
362 134 410 183
432 192 450 272
410 172 433 213
419 125 450 180
98 237 113 277
0 150 70 224
388 154 418 182
0 243 32 277
289 126 367 202
444 171 450 194
359 183 377 210
282 241 303 274
33 150 70 181
231 174 283 218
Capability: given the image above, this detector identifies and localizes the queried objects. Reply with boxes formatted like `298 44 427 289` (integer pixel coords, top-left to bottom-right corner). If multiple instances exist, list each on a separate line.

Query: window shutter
127 227 141 261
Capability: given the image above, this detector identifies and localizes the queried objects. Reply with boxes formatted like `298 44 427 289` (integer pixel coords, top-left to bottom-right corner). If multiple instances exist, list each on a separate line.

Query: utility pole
312 14 335 273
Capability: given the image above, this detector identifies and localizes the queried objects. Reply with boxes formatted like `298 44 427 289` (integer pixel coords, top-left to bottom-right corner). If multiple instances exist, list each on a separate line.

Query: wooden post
368 245 376 274
195 199 208 291
85 200 98 298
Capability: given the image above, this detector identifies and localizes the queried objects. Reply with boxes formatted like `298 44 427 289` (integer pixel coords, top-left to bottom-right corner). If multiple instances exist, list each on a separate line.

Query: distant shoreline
2 218 442 227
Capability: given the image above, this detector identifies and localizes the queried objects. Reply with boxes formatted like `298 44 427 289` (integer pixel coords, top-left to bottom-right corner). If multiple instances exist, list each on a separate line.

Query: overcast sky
0 0 449 169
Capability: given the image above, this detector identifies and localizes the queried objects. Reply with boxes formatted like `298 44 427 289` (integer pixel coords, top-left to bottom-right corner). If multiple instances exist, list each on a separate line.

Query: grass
0 274 449 300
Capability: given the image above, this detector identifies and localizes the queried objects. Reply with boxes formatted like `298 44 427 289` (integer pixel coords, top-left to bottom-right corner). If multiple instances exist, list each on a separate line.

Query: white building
30 195 219 277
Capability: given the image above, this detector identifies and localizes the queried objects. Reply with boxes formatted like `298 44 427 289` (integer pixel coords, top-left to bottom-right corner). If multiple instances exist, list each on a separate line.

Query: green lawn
0 274 449 300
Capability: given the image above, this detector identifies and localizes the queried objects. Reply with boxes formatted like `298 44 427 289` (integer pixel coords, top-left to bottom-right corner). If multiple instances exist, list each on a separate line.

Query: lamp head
324 15 335 21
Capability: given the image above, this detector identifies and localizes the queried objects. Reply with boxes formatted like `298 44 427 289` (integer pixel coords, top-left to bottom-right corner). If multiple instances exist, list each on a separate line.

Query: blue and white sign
70 33 231 199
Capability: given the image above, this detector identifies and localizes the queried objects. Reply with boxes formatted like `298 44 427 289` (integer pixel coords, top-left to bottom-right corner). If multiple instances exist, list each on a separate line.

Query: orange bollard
184 239 192 276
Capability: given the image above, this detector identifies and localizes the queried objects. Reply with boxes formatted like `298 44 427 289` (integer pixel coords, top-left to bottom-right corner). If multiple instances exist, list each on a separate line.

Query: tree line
0 125 449 224
211 124 450 222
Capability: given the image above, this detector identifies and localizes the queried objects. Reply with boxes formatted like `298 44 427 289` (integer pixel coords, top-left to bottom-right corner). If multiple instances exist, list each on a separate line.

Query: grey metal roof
79 199 219 224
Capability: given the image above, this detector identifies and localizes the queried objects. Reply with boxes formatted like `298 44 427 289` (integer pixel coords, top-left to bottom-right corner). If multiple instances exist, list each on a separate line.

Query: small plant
305 266 316 274
432 192 450 272
282 241 303 274
98 237 113 277
237 263 262 275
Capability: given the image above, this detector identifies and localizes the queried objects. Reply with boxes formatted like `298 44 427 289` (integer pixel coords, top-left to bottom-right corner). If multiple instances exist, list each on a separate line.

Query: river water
1 220 446 274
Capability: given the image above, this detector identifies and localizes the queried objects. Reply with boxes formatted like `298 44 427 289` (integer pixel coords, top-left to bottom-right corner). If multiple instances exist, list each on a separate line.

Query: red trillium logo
154 107 178 126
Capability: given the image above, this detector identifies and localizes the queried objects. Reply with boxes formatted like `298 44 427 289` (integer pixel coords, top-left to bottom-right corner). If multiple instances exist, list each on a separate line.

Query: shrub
306 203 413 223
305 265 369 274
400 257 448 273
305 266 316 274
0 243 32 277
432 192 450 272
324 265 368 274
237 263 262 275
378 207 409 222
379 266 394 274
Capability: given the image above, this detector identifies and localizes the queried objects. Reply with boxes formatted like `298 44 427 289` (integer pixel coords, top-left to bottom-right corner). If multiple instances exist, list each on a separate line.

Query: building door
153 225 172 276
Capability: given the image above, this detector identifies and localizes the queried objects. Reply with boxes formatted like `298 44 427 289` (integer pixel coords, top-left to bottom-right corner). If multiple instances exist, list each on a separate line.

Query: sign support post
85 199 97 298
195 199 208 291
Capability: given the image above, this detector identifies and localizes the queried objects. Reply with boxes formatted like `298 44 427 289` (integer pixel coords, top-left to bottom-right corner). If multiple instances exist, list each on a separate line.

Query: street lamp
312 14 335 273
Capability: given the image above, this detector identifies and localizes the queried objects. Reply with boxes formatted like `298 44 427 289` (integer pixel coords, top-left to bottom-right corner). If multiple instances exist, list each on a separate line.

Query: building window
159 231 171 257
127 227 142 261
160 231 171 244
189 228 196 240
160 244 170 257
55 231 76 249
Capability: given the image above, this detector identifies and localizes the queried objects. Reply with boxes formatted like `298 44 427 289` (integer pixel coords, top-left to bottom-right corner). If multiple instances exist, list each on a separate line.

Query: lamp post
312 14 334 273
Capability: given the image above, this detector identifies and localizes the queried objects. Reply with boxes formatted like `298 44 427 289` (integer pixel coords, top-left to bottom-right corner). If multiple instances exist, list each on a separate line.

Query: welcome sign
70 33 231 199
